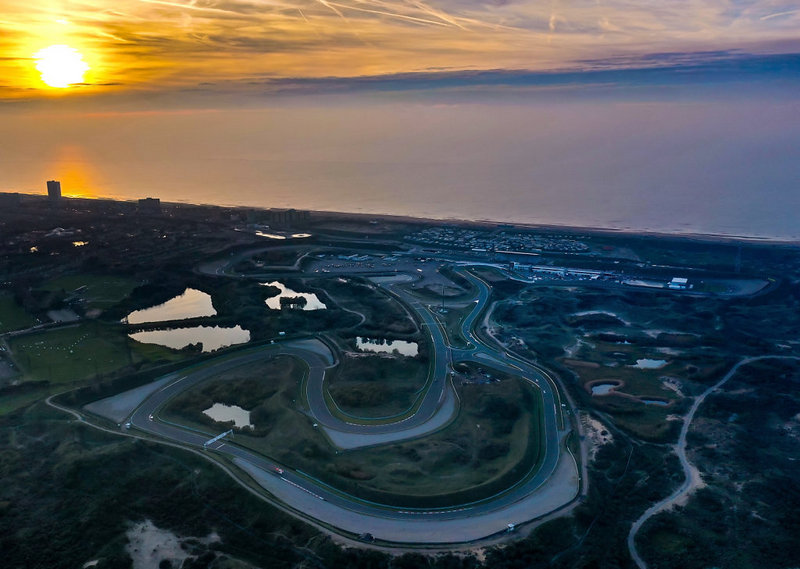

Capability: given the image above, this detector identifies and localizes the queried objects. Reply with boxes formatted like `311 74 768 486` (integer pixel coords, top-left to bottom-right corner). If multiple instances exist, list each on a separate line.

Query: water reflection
126 288 216 324
356 337 418 357
255 231 312 240
590 382 619 395
51 146 95 197
633 359 668 369
203 403 252 428
262 281 326 310
129 325 250 352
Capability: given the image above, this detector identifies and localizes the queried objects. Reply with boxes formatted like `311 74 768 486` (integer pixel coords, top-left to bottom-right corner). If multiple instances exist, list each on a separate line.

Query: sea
2 100 799 241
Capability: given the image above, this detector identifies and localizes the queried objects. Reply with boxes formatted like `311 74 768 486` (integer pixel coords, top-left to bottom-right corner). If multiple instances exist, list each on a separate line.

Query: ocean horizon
3 101 799 242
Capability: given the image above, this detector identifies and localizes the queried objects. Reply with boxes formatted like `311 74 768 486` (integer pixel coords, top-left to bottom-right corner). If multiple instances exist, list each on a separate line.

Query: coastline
3 190 799 246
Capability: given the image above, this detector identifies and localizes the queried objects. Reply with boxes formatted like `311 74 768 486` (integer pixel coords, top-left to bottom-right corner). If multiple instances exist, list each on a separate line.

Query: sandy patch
563 340 580 359
472 548 487 563
126 520 219 569
564 338 592 359
571 310 630 326
672 461 707 507
661 377 685 397
643 329 679 338
655 347 683 356
580 413 614 460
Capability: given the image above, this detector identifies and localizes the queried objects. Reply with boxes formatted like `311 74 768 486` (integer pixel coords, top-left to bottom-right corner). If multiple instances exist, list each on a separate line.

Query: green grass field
39 274 141 310
0 293 37 333
9 322 185 385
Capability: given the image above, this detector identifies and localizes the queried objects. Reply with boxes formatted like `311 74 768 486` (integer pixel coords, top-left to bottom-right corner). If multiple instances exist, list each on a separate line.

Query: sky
2 0 799 101
1 1 800 237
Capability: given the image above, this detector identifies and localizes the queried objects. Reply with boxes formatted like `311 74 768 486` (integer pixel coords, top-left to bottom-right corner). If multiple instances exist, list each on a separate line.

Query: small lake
591 382 619 396
126 288 216 324
255 231 286 239
203 403 252 428
129 325 250 352
357 337 419 357
262 281 326 310
255 231 312 240
633 358 668 369
641 399 669 406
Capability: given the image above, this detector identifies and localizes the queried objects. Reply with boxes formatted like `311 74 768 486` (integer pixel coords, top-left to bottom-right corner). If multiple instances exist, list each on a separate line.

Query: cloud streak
243 52 800 95
1 0 799 99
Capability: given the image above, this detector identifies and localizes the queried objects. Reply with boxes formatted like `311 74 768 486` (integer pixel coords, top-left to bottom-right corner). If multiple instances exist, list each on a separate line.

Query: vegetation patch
39 274 141 311
0 402 322 569
489 282 793 442
0 292 37 333
327 354 428 418
320 376 543 507
638 359 800 569
433 303 477 349
166 356 303 436
316 277 418 336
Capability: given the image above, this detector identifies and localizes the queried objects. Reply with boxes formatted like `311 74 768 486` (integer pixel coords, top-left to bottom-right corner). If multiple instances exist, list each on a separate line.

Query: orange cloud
1 0 799 101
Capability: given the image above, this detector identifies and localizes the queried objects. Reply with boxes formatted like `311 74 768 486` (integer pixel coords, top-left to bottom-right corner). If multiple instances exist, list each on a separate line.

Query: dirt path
627 355 800 569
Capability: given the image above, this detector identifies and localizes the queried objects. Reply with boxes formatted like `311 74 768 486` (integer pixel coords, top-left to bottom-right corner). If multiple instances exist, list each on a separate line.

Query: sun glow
48 145 104 199
34 45 89 88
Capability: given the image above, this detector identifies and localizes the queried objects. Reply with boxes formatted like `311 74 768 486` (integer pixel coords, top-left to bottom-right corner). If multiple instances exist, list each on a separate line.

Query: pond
633 358 668 369
641 399 669 406
203 403 252 428
126 288 216 324
262 281 326 310
591 382 620 395
255 231 312 240
356 337 419 357
128 325 250 352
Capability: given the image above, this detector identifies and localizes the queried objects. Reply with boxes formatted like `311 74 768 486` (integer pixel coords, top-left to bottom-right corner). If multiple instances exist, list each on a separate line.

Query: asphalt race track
86 257 580 545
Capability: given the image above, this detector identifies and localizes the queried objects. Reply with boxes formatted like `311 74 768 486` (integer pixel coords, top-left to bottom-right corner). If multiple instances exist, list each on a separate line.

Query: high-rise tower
46 180 61 202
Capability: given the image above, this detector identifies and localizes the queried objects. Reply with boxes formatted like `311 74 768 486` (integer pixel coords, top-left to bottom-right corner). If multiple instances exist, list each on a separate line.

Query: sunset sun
34 44 89 88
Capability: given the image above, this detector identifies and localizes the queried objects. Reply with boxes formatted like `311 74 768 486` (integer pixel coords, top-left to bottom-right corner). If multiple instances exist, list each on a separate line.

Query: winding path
627 355 800 568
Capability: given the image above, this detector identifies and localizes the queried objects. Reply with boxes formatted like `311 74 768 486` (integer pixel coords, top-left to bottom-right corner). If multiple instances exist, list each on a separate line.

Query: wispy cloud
761 9 800 21
1 0 799 99
239 52 800 95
